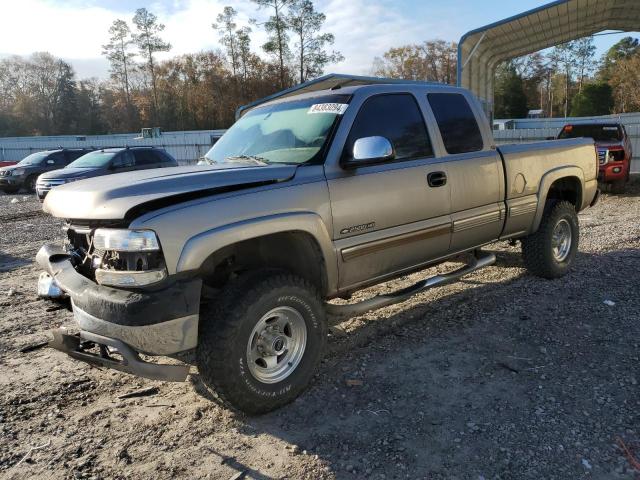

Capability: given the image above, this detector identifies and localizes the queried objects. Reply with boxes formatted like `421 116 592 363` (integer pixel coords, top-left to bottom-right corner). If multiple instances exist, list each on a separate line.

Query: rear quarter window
428 93 484 154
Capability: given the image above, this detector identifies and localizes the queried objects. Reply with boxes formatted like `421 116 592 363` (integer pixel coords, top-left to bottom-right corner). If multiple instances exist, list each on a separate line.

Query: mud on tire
197 270 327 415
521 200 579 279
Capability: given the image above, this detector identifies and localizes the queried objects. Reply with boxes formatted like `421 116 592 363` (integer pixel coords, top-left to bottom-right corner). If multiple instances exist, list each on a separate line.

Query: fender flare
175 211 338 294
531 166 584 232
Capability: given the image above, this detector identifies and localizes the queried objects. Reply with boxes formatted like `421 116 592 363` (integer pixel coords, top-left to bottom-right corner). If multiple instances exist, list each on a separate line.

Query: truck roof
236 73 462 119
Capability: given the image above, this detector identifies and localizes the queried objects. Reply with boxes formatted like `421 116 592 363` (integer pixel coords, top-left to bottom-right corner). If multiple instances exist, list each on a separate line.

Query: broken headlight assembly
92 229 167 287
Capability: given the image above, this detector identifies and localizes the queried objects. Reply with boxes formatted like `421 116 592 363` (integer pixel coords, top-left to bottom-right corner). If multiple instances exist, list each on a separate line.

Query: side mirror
345 136 394 168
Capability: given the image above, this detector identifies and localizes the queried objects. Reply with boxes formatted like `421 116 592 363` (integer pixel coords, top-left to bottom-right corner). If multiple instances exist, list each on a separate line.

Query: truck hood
43 163 297 220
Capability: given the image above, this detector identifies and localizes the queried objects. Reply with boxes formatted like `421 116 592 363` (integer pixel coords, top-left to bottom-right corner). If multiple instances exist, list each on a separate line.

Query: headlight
95 268 167 287
93 229 160 252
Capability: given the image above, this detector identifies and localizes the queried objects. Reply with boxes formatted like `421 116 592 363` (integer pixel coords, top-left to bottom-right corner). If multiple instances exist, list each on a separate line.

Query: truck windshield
17 152 50 166
558 124 622 142
205 94 351 165
67 151 117 168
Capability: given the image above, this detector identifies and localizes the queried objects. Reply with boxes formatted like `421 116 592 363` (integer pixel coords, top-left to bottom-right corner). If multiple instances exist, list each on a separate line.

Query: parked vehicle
36 147 178 200
0 161 16 168
557 122 632 193
37 80 599 414
0 149 93 194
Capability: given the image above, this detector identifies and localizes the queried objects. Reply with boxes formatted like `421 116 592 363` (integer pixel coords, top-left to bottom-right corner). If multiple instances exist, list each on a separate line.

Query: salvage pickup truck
37 78 599 414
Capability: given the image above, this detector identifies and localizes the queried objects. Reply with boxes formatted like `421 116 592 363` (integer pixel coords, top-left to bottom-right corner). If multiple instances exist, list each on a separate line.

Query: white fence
494 125 640 174
0 130 226 165
3 123 639 173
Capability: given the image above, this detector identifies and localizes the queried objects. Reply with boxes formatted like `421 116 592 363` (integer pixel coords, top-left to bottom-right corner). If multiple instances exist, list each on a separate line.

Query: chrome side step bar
326 250 496 317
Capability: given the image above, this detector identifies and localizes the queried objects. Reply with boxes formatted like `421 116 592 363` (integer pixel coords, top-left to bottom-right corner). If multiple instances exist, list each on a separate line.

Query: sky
0 0 637 79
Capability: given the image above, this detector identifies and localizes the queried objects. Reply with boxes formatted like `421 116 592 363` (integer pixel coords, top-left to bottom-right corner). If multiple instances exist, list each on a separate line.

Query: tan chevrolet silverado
37 80 599 414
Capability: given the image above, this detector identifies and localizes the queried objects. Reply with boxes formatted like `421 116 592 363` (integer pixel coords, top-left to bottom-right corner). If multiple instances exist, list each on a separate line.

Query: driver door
327 93 452 291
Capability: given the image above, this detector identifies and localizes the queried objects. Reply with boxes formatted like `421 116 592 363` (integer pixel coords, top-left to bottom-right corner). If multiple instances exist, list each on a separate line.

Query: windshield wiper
223 155 270 166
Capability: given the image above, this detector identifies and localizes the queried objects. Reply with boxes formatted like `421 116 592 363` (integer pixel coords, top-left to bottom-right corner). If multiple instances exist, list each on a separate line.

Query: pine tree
132 8 171 123
286 0 343 83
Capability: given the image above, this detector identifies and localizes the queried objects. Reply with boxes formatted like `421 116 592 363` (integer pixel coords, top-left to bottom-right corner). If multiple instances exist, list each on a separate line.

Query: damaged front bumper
37 243 201 382
50 329 190 382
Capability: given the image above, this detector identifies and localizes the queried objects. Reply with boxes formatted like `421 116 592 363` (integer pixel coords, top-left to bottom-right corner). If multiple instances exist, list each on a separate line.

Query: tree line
0 1 342 137
2 6 640 138
493 36 640 119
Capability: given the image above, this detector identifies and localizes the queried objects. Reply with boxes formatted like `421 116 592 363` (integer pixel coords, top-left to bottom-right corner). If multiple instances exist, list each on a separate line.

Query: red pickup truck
558 122 632 193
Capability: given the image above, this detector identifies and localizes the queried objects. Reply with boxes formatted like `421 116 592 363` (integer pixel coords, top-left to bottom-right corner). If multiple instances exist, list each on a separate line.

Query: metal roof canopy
457 0 640 110
236 73 440 118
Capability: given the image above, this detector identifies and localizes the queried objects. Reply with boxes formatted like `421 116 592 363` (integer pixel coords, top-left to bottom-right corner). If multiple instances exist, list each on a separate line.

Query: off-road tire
610 179 626 194
197 270 327 415
521 200 579 279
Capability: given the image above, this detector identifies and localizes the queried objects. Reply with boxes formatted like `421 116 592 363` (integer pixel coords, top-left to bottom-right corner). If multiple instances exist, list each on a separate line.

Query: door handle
427 171 447 187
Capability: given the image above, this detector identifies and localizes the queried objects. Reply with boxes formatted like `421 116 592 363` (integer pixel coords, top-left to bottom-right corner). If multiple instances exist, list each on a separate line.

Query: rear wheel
197 270 327 414
521 201 579 279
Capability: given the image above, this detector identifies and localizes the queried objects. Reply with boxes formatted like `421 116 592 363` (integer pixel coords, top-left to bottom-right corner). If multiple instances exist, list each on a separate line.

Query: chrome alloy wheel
246 306 307 384
551 218 572 262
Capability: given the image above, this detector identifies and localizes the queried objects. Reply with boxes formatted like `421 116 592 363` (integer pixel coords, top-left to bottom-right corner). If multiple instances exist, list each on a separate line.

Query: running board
326 250 496 317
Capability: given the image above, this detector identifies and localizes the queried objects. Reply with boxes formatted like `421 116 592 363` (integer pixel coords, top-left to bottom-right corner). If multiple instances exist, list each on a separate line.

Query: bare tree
212 7 240 77
372 41 457 84
132 8 171 122
571 37 596 92
548 42 574 117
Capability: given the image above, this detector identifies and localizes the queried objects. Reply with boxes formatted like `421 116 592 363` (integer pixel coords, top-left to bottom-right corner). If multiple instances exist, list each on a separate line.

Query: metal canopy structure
458 0 640 109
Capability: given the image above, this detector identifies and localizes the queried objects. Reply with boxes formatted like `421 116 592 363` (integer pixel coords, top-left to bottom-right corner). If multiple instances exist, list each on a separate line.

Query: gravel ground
0 182 639 480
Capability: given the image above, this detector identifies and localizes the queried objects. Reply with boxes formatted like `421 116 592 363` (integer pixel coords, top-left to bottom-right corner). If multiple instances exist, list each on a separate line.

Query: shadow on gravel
190 247 640 478
0 250 31 272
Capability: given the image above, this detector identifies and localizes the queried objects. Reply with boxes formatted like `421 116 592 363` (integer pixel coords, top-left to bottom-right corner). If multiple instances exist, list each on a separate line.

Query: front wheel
610 179 627 194
25 175 37 193
197 271 327 414
521 201 579 279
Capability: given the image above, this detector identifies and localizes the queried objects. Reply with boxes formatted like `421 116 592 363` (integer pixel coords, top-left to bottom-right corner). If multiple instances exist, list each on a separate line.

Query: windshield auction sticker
308 103 349 115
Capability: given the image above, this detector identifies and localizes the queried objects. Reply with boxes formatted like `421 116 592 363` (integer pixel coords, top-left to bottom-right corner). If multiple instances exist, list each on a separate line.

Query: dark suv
0 149 94 193
36 147 178 200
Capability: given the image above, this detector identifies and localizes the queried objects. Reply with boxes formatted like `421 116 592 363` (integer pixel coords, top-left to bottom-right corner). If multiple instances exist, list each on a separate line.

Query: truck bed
497 137 599 239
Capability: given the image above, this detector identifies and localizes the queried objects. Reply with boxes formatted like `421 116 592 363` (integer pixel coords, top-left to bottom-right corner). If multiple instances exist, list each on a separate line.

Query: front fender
176 211 338 294
531 166 584 232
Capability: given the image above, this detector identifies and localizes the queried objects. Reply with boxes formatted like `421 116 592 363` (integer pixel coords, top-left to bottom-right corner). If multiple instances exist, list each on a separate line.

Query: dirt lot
1 182 639 480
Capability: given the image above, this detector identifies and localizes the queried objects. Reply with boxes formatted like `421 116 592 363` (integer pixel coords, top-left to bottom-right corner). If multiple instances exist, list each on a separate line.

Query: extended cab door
426 93 505 252
326 93 452 291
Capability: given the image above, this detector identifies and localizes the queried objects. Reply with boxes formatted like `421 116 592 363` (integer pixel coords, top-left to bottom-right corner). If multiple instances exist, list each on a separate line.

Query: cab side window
427 93 484 154
49 152 67 166
343 94 433 162
134 150 160 166
112 151 135 168
66 150 89 162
